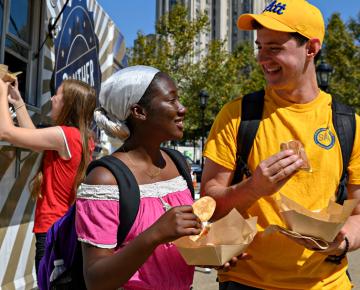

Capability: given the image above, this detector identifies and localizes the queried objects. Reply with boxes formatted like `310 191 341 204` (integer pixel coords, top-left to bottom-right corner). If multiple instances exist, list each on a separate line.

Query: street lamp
199 90 209 168
316 60 333 92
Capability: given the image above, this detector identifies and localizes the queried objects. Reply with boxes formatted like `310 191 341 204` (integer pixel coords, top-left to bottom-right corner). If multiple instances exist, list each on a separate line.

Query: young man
201 0 360 289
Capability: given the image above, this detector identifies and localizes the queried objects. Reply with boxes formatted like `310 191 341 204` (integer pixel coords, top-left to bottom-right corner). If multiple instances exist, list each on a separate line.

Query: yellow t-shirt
204 88 360 290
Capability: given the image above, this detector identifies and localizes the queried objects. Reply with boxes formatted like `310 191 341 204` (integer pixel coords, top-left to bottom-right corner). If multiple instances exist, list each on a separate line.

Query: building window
0 0 3 33
170 0 177 9
1 0 42 107
9 0 30 42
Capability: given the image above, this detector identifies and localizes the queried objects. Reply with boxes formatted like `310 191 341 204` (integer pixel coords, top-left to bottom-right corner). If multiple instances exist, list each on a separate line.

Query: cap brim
237 14 296 33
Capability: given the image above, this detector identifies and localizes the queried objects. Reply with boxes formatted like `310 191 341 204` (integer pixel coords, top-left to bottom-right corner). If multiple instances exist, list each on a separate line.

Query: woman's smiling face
144 74 187 141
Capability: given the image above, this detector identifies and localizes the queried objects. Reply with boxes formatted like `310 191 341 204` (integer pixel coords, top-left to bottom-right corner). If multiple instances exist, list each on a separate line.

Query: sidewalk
192 250 360 289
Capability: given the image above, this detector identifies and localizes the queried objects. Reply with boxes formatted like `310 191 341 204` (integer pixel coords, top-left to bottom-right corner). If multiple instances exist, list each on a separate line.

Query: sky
97 0 360 48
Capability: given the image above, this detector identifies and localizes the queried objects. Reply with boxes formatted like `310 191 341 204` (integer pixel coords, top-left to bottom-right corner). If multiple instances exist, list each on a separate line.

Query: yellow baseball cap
237 0 325 44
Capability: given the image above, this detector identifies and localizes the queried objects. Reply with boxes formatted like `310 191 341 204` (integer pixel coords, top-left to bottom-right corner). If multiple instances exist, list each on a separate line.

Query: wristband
15 103 25 111
325 236 349 265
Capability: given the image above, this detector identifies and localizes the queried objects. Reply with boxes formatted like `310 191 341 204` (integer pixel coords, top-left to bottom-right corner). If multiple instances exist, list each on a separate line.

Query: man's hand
201 150 303 220
197 253 252 272
283 231 347 255
247 149 303 199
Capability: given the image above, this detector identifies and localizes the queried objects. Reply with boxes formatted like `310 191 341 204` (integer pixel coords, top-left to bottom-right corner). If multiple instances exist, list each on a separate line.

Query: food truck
0 0 127 288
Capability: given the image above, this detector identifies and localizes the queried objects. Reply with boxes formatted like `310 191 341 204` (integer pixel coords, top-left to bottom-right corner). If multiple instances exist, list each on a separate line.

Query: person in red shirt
0 78 96 274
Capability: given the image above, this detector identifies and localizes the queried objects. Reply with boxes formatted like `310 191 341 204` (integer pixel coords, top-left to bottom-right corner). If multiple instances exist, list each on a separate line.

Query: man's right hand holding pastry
247 149 304 200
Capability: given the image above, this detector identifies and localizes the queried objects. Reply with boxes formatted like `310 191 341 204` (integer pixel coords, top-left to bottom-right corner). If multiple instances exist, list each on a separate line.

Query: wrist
245 177 262 201
142 226 164 248
14 102 25 111
325 236 349 265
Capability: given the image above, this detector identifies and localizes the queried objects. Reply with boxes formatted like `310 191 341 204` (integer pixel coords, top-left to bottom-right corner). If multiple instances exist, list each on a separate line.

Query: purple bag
36 155 143 290
37 205 86 290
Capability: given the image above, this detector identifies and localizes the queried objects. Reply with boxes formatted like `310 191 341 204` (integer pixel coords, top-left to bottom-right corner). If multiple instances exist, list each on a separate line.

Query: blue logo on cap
264 0 287 15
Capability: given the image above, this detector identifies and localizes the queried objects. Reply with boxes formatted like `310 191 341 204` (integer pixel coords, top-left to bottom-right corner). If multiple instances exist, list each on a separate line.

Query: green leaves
323 13 360 112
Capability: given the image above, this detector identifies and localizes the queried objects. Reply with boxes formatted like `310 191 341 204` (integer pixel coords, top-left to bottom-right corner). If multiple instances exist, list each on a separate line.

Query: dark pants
219 281 263 290
35 233 47 275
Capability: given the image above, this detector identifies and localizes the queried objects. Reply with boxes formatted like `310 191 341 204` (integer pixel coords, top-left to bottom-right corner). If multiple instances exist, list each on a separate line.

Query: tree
180 41 264 140
323 13 360 112
348 12 360 43
128 4 208 80
128 4 264 141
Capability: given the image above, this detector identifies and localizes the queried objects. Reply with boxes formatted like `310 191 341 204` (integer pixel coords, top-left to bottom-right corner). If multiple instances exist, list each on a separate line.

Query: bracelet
14 103 25 111
325 236 349 265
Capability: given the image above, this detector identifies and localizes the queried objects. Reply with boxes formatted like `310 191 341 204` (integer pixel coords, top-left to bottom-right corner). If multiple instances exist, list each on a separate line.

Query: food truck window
1 0 42 108
9 0 30 43
4 50 27 101
0 0 3 33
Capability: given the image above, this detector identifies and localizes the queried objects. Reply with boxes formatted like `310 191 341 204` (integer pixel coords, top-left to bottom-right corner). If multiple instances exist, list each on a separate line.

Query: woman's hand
148 205 202 245
8 79 23 107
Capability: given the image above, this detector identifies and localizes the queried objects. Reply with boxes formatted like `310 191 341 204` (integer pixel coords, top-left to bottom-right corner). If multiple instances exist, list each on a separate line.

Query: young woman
0 78 96 274
75 65 203 290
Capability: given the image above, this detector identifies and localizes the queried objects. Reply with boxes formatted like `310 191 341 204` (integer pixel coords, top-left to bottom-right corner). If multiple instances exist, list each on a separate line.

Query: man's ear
307 38 321 58
130 104 146 120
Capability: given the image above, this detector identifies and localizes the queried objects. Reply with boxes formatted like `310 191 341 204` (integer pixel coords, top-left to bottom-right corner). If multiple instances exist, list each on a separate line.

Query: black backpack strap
161 147 195 198
332 99 356 204
232 90 265 185
86 156 140 245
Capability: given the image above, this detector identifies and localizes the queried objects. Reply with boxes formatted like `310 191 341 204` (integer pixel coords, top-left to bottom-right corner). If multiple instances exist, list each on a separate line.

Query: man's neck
273 78 320 104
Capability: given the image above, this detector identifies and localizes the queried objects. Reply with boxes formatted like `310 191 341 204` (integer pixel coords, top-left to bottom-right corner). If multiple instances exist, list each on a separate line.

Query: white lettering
62 60 95 87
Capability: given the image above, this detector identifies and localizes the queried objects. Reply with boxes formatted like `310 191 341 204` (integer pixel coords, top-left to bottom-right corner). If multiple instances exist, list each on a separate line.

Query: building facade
0 0 126 288
156 0 269 56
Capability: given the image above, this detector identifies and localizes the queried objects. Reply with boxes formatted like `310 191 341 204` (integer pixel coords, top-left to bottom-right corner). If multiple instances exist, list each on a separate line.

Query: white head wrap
94 65 160 141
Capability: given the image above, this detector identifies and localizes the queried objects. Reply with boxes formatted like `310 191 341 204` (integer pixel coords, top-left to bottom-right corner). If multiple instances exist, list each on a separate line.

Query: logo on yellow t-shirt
314 128 335 149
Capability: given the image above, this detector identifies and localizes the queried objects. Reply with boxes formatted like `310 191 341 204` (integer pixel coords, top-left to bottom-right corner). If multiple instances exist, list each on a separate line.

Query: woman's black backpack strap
232 90 265 185
86 156 140 245
332 99 356 204
161 147 195 198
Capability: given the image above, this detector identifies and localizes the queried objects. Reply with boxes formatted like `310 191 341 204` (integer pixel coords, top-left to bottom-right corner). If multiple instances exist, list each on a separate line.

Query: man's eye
270 47 281 52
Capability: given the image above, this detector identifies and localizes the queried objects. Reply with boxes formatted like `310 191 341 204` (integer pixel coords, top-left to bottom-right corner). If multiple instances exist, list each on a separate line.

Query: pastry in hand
190 196 216 241
280 140 312 172
0 64 21 83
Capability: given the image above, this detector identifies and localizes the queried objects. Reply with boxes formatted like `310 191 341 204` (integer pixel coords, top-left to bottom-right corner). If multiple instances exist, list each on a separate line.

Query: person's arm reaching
200 150 303 220
7 79 35 129
0 79 68 156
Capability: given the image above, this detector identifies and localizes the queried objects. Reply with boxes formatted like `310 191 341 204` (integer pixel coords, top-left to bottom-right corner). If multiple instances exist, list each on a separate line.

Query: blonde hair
31 79 96 201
